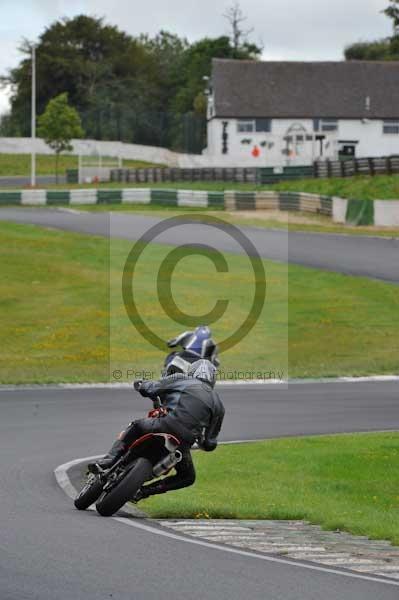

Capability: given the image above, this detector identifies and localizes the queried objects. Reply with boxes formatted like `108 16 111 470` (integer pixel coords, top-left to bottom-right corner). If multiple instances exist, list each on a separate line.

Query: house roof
211 59 399 119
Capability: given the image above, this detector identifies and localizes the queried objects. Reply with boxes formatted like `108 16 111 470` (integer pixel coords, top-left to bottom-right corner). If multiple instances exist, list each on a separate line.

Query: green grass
0 153 163 176
142 433 399 546
0 221 399 383
272 173 399 201
3 172 399 201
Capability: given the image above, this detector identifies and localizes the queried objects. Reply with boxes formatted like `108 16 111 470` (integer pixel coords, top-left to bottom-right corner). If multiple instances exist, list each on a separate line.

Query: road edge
4 374 399 391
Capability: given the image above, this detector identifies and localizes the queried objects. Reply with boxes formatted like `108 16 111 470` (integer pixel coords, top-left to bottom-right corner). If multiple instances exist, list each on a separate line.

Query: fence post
368 157 375 176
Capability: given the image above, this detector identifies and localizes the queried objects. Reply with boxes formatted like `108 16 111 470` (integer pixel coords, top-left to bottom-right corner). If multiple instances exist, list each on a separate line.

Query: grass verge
0 153 163 176
0 221 398 383
142 433 399 546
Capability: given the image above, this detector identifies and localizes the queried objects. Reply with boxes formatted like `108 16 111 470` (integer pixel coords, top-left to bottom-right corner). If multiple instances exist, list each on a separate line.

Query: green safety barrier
0 191 22 205
207 192 224 208
346 199 374 226
151 189 178 206
47 191 71 205
97 190 122 204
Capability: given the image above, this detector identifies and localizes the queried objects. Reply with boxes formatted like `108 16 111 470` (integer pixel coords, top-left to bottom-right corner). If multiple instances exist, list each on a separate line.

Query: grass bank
142 433 399 546
0 221 398 383
0 153 162 176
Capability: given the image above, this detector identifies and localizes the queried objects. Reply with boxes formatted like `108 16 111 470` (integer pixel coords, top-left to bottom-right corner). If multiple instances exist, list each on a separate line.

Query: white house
204 59 399 167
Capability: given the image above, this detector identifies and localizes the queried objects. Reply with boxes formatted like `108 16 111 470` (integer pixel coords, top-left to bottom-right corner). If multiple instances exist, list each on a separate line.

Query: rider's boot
132 481 166 503
88 439 126 473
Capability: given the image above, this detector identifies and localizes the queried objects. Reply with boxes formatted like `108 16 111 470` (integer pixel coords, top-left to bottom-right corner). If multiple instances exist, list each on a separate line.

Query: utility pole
31 44 36 187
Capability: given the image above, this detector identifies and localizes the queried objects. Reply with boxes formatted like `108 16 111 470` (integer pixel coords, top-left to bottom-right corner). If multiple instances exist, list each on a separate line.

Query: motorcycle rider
88 359 225 501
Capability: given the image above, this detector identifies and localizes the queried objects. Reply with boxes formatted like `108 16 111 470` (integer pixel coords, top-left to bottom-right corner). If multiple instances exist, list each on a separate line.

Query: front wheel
74 474 104 510
96 458 153 517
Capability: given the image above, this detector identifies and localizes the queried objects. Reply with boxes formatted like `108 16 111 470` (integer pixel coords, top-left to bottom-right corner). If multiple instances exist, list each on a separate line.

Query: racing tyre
96 458 153 517
74 475 104 510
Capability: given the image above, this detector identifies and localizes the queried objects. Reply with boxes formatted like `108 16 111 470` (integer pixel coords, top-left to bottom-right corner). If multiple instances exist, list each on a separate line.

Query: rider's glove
134 379 143 391
148 407 168 419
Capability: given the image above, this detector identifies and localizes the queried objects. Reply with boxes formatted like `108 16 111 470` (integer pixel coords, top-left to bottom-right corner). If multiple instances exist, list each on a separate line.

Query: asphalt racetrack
1 208 399 598
0 207 399 282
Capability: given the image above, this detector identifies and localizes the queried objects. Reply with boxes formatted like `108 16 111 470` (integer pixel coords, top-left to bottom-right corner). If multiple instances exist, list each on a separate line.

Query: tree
1 16 151 138
383 0 399 34
2 15 261 152
345 1 399 60
38 93 84 183
223 2 262 58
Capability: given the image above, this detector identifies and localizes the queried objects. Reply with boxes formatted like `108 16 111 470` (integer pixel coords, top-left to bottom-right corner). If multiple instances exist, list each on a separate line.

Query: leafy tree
383 0 399 34
37 93 84 182
1 16 151 137
345 39 397 60
1 14 260 152
345 1 399 60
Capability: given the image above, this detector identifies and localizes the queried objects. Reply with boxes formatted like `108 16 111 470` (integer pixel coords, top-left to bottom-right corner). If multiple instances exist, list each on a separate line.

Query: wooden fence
106 156 399 185
110 167 258 184
314 156 399 178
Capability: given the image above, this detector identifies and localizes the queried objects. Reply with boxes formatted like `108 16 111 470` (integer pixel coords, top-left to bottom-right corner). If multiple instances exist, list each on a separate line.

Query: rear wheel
74 475 104 510
96 458 153 517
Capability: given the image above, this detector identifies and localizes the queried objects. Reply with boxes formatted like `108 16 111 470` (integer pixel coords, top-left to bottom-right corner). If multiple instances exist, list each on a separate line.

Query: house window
255 118 271 132
237 119 272 133
314 119 338 132
237 120 254 133
383 120 399 134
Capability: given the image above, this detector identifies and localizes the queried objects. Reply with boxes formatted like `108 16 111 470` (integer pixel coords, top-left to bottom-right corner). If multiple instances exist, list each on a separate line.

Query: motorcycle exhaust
153 450 182 477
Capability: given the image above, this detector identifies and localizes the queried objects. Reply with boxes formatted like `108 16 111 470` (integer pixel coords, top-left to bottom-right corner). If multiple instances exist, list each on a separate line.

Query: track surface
0 175 65 187
1 209 399 597
1 382 399 599
1 207 399 282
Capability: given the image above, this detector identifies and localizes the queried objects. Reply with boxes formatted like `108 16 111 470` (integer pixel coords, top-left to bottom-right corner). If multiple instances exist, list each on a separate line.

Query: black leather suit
111 374 225 496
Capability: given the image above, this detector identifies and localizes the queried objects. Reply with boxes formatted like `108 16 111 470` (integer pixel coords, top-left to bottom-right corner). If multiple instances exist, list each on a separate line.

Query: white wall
4 117 399 170
0 136 261 169
206 118 329 167
338 120 399 158
206 118 399 167
0 137 181 167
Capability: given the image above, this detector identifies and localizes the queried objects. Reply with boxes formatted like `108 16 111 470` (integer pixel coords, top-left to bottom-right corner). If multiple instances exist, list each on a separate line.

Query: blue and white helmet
188 359 217 388
167 326 219 366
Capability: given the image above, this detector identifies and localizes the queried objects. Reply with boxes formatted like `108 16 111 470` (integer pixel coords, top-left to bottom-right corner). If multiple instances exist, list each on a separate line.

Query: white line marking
3 374 399 392
55 456 399 588
54 455 101 500
54 207 84 215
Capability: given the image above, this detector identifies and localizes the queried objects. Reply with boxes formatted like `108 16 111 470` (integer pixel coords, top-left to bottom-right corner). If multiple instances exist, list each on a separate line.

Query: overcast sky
0 0 392 115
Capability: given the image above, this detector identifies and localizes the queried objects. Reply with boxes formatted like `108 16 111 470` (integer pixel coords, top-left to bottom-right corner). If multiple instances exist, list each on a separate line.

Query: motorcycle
74 396 183 517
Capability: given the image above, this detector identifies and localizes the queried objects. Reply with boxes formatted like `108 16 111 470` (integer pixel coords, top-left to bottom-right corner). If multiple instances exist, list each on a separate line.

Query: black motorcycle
74 397 182 517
